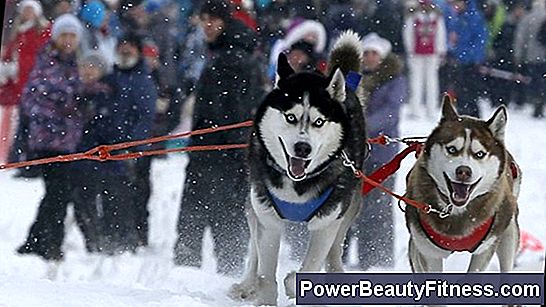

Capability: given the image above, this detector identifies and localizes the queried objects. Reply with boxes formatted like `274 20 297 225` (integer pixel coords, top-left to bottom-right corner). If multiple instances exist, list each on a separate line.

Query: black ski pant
128 157 152 247
17 160 77 260
72 165 138 253
174 153 249 276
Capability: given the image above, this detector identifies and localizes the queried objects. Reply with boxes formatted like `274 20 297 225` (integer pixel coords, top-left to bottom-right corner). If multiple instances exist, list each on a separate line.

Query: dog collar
268 186 335 222
419 215 495 253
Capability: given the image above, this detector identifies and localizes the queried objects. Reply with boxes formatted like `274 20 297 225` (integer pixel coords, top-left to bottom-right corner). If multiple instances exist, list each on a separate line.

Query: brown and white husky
405 95 521 274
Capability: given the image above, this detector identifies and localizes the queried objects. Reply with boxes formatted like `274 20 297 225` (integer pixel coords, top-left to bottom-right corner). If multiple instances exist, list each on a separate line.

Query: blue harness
269 187 335 222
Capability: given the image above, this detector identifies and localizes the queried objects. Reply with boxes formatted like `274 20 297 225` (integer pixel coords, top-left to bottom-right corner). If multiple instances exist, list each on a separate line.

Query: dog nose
456 166 472 182
294 142 312 158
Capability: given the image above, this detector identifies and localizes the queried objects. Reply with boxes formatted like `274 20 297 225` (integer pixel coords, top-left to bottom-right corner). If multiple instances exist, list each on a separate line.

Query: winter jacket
20 43 83 155
448 0 488 65
514 6 546 65
191 19 265 148
361 54 407 168
0 24 51 106
103 60 157 147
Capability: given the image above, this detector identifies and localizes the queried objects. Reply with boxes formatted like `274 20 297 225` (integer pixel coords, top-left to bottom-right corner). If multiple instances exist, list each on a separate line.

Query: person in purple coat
16 14 85 261
346 33 408 271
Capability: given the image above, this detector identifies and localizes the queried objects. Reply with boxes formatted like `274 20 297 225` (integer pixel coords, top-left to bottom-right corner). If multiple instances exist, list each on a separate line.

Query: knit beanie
51 14 83 40
80 0 106 28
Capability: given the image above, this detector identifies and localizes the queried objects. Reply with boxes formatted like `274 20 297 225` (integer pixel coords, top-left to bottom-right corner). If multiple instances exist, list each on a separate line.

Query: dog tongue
289 157 306 178
451 182 470 204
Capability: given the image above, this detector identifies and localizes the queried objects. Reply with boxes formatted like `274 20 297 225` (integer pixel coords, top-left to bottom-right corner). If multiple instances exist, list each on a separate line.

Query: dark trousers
174 153 249 275
17 161 76 260
73 166 137 253
128 157 152 246
523 63 546 117
453 64 483 118
346 176 395 271
487 62 524 108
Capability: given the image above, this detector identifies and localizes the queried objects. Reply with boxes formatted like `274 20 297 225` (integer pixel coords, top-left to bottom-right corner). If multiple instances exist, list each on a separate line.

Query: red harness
419 216 495 252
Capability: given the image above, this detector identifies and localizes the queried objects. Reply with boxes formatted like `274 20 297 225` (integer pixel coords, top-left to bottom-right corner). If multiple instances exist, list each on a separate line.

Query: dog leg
408 239 443 272
468 244 497 272
409 240 445 307
324 225 348 273
253 219 282 306
325 196 360 272
284 218 343 298
496 218 519 272
229 207 259 301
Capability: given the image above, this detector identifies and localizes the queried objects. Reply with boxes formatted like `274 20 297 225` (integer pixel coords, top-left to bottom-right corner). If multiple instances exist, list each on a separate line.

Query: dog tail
328 30 363 75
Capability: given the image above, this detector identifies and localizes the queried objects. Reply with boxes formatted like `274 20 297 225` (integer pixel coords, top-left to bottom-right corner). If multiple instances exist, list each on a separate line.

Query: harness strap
419 215 495 252
268 186 335 222
362 142 423 195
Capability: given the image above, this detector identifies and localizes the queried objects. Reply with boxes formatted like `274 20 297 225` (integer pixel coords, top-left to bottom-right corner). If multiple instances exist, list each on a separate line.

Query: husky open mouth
279 137 311 181
443 173 481 207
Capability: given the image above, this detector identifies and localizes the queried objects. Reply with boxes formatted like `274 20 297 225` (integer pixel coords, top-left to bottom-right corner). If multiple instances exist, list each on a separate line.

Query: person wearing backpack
514 0 546 118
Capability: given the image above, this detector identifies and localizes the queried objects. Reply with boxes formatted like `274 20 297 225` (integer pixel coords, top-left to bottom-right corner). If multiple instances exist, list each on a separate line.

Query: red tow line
0 120 254 170
340 135 430 214
0 120 432 214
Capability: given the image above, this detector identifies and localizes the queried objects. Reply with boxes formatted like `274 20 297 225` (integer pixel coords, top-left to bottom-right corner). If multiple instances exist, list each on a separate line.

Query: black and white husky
229 31 367 305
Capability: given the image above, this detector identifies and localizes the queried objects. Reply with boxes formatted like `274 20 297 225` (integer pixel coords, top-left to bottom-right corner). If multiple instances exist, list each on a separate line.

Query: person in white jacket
403 0 446 118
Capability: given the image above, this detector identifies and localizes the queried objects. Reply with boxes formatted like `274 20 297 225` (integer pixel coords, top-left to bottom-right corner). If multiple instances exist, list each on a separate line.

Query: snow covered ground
0 103 544 307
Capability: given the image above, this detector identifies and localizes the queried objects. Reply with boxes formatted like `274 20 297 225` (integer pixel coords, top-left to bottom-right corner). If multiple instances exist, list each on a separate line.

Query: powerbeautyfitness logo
296 273 544 305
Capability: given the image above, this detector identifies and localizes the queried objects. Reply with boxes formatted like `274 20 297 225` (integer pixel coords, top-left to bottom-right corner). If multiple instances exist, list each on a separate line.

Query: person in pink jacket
403 0 447 118
0 0 51 164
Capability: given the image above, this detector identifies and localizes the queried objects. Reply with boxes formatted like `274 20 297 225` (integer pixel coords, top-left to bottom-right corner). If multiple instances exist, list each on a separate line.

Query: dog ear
275 53 295 88
440 94 458 122
327 68 346 103
487 105 507 141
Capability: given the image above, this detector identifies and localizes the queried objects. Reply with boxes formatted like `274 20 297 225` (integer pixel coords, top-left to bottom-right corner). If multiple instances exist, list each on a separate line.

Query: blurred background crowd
0 0 544 275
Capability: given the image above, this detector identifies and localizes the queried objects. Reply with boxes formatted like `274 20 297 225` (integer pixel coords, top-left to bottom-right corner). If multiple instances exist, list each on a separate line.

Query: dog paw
228 280 257 302
230 277 278 305
284 271 297 298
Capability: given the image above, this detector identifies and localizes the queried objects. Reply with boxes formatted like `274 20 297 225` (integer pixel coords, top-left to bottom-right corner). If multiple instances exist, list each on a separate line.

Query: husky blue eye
446 146 458 154
475 151 486 159
313 118 325 128
285 113 297 124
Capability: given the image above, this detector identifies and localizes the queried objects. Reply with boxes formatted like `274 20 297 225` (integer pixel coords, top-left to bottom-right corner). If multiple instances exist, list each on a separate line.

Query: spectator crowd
0 0 544 275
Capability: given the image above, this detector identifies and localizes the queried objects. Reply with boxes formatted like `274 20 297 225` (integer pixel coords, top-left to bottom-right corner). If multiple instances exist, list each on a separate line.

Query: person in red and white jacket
0 0 51 165
403 0 446 118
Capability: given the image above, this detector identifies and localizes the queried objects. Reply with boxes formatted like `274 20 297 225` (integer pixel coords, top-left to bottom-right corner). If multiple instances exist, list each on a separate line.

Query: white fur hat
361 33 392 59
51 14 83 40
18 0 43 16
